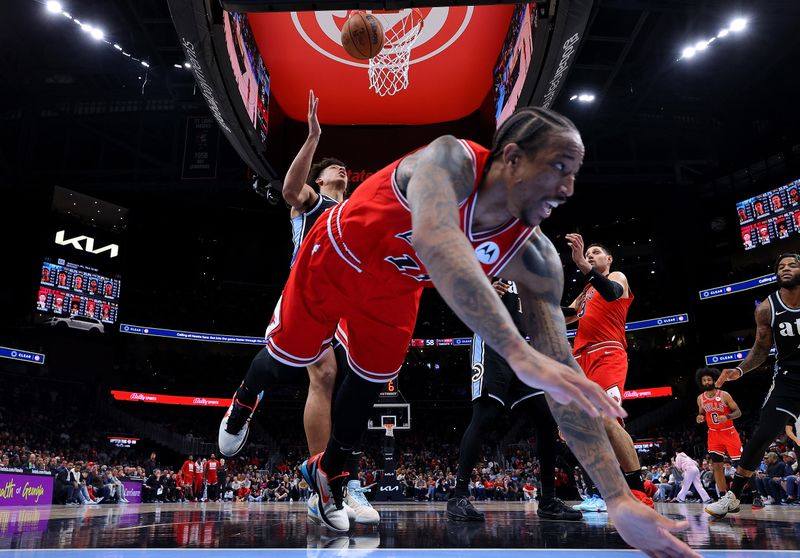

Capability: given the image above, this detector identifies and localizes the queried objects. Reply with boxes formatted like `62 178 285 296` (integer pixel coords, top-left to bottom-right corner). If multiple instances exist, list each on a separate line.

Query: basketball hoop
383 423 396 437
355 9 424 97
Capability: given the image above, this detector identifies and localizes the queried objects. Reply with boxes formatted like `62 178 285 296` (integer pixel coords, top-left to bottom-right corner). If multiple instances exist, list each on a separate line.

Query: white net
359 9 424 97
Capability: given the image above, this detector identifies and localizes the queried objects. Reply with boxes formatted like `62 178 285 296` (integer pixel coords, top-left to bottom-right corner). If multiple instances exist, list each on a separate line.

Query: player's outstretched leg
219 347 297 456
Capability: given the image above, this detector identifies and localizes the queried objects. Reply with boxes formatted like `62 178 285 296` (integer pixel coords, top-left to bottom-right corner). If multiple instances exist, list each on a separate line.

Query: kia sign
55 230 119 259
111 390 232 407
622 387 673 400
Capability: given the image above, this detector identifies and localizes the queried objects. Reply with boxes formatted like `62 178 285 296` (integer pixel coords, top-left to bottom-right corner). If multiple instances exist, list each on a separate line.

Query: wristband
734 366 744 376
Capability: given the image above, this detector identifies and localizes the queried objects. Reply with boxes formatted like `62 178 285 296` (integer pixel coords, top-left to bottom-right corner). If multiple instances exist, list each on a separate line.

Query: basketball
340 12 385 60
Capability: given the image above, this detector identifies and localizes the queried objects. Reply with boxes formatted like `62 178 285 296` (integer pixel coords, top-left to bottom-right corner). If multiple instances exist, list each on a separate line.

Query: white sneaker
765 496 776 505
300 453 349 532
307 493 321 525
218 391 260 457
705 491 741 518
344 481 380 525
572 495 607 512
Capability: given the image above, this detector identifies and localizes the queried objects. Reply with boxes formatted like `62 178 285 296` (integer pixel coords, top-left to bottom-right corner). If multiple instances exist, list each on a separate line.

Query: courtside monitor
737 178 800 250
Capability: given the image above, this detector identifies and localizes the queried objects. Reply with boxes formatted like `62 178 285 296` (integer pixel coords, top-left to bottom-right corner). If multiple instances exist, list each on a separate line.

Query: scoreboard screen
737 178 800 250
37 258 121 324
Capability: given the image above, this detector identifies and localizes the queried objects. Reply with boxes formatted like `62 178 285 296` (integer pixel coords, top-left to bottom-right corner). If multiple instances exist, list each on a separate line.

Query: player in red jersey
205 454 220 502
695 368 742 499
218 107 697 557
180 455 195 501
564 235 652 508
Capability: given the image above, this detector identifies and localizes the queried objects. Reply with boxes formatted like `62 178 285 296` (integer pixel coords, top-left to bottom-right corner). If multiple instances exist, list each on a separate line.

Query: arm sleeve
584 269 624 301
561 306 577 318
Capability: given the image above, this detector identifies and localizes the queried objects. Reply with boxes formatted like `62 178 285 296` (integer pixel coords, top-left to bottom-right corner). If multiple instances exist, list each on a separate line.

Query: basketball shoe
537 497 583 520
344 481 380 525
218 387 261 457
705 491 741 518
301 453 350 532
307 493 321 524
446 496 485 521
572 495 607 512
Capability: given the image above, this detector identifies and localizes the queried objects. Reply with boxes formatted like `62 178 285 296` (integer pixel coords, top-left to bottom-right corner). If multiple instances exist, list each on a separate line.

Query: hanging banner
182 116 220 179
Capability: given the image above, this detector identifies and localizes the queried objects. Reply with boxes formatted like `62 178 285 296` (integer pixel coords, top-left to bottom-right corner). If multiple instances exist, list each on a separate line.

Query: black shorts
470 334 543 409
761 369 800 424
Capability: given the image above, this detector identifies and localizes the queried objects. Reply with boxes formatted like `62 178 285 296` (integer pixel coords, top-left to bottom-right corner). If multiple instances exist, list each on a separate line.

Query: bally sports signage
55 230 119 259
111 390 232 407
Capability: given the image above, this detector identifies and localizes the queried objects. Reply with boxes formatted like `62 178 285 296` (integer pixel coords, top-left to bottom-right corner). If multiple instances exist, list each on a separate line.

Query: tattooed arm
405 136 621 418
717 300 774 387
503 234 698 558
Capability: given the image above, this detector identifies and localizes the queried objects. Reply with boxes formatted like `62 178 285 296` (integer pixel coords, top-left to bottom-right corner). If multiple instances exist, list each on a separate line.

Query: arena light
678 16 749 61
730 18 747 32
44 2 152 70
570 92 595 103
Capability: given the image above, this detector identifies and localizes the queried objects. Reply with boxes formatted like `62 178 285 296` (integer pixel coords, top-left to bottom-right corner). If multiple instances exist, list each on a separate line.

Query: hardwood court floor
1 500 799 557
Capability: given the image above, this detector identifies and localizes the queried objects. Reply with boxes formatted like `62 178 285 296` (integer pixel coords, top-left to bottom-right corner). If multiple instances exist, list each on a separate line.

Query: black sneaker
537 497 583 521
447 496 485 522
752 495 764 509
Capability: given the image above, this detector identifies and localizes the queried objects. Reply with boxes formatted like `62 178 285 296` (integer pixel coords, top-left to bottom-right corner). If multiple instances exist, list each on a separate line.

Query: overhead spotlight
46 1 62 14
577 93 595 103
62 11 71 19
681 46 696 59
695 40 709 51
90 27 104 40
141 61 149 67
730 18 747 32
717 28 730 38
569 94 578 101
80 22 93 34
183 62 191 69
174 64 182 69
113 43 122 50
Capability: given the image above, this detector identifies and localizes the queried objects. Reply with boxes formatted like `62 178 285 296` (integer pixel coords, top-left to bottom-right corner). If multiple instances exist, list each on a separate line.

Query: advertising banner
0 473 53 507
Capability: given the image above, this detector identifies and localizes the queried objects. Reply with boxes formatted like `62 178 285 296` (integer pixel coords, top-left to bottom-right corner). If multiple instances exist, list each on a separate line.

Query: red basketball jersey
328 140 538 290
573 284 633 353
701 389 735 431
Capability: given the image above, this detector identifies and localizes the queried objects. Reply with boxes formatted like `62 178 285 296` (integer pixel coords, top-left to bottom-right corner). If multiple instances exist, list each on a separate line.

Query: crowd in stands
2 364 798 508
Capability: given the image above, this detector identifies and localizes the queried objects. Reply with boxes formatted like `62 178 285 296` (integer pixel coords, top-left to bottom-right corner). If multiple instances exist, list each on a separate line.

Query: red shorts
708 428 742 460
265 210 422 382
573 341 628 404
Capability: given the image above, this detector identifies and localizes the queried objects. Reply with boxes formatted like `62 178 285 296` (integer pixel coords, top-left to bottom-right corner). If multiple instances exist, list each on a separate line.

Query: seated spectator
142 469 163 503
274 482 289 502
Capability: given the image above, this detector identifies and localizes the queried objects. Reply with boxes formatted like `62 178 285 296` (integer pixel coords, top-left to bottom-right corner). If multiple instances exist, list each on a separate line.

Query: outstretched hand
565 233 591 272
715 368 743 388
307 90 320 137
609 497 701 558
